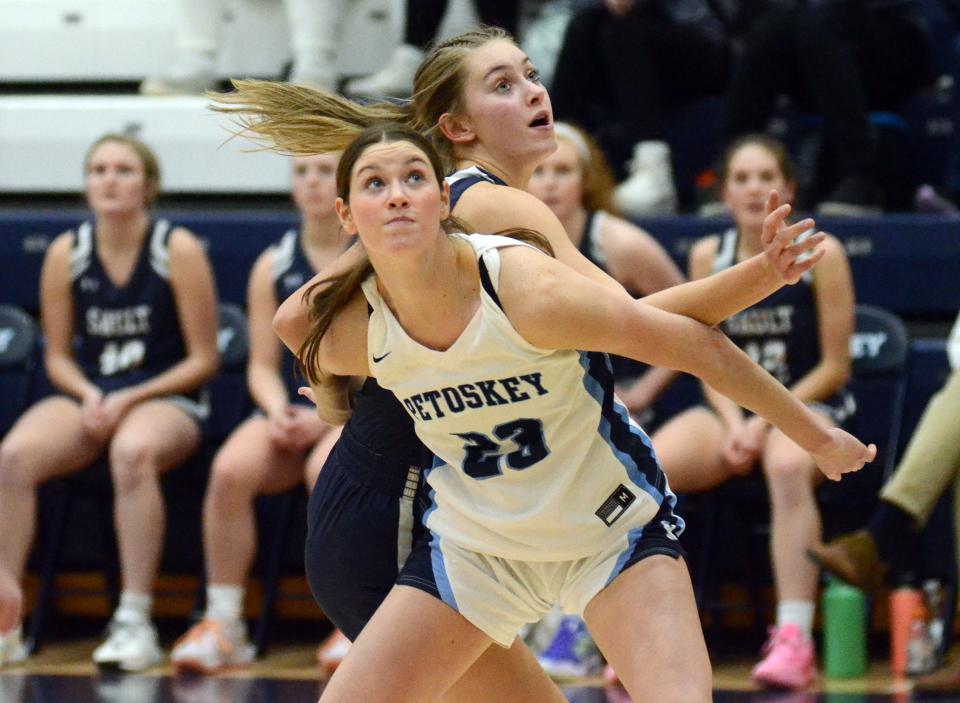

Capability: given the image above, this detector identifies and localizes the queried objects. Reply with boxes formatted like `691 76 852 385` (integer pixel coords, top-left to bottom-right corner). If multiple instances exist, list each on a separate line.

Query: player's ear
336 197 357 234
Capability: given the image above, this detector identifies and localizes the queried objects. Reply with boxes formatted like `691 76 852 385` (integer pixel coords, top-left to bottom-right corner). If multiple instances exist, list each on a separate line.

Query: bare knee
206 458 259 509
109 440 158 494
762 456 814 505
0 441 40 491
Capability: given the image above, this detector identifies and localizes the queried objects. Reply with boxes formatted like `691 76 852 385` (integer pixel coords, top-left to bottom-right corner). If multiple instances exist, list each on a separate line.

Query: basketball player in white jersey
296 123 875 703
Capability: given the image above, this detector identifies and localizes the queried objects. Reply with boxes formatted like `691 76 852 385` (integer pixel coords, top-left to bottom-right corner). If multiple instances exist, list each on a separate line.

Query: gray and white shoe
92 616 162 672
0 626 27 667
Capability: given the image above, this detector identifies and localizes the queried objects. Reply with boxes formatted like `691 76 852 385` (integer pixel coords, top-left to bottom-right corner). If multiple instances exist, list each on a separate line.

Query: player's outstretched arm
498 246 875 480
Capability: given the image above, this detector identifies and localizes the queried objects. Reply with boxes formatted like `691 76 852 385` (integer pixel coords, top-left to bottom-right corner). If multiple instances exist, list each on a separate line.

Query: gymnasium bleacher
2 0 959 650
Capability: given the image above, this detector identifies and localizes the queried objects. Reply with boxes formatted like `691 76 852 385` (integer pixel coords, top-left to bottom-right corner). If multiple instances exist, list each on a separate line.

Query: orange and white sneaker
316 629 351 675
751 624 816 690
170 619 255 675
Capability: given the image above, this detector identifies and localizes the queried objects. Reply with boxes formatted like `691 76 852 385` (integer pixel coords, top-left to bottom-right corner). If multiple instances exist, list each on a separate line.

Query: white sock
205 583 244 624
115 591 152 624
776 599 815 637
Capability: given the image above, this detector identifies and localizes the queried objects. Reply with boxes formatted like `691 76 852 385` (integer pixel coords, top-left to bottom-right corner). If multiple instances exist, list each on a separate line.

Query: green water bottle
822 579 867 678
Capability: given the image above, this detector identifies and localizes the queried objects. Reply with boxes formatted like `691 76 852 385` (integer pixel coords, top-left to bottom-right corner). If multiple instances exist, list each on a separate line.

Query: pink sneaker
751 624 816 690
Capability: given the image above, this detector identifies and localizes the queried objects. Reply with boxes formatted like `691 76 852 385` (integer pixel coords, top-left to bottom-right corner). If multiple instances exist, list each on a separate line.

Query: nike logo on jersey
372 351 392 363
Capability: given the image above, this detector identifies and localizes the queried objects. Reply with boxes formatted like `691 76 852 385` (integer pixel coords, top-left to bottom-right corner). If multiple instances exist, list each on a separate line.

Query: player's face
85 141 151 215
460 39 555 165
292 152 340 220
721 143 795 231
337 140 450 257
528 139 584 222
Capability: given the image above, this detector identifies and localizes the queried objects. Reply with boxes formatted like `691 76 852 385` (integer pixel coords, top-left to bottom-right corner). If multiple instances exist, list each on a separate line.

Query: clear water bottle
905 605 935 675
923 579 946 667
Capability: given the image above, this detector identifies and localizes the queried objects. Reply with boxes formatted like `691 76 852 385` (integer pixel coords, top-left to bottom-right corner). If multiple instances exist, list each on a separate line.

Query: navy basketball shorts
304 431 424 641
396 498 687 647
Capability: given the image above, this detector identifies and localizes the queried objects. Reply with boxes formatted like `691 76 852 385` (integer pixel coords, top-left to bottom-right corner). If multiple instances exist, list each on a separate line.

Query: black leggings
405 0 519 48
550 6 729 171
724 5 931 180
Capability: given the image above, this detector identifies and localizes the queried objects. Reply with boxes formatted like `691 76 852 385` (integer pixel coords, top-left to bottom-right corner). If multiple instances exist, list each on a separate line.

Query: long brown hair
208 26 514 170
297 123 552 385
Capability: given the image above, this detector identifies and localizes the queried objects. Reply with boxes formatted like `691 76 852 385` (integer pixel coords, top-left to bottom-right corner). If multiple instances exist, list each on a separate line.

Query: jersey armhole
478 257 503 311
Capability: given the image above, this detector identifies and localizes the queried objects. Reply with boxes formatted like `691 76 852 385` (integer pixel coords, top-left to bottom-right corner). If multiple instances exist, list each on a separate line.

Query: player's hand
99 389 138 432
80 388 109 439
722 422 760 475
761 191 826 285
809 427 876 481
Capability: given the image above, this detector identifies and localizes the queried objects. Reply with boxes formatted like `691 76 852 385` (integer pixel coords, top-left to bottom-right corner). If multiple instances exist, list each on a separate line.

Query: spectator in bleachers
344 0 519 98
527 121 683 421
548 0 731 217
169 153 351 675
0 134 219 670
651 135 855 691
141 0 347 95
724 1 936 215
809 311 960 692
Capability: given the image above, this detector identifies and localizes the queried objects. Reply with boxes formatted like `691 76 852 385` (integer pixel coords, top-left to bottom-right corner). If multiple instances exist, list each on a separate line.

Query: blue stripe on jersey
577 351 665 504
606 526 645 587
422 478 458 610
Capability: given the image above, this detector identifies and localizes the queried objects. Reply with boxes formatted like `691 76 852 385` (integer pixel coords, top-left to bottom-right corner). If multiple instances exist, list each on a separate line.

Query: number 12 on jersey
453 418 550 479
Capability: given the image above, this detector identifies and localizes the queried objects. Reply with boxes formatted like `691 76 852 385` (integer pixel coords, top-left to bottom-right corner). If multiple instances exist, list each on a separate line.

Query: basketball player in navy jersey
0 134 219 671
296 123 874 703
170 153 351 674
652 135 856 690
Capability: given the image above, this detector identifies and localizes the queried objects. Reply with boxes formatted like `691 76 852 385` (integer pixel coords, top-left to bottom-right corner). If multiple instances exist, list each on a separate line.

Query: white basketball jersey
361 234 673 561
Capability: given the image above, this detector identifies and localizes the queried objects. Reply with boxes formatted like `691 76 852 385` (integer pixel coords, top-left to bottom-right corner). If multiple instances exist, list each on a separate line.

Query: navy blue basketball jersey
577 210 646 382
445 165 507 206
71 220 187 383
576 209 605 270
713 228 821 386
270 229 320 400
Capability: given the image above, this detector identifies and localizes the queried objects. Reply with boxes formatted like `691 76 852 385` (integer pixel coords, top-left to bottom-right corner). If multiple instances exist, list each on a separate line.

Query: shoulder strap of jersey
711 227 738 274
69 221 94 282
148 219 173 279
271 229 299 282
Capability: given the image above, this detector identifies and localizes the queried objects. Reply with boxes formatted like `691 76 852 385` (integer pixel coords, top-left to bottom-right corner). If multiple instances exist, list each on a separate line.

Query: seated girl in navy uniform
652 135 856 691
170 153 351 674
0 134 219 671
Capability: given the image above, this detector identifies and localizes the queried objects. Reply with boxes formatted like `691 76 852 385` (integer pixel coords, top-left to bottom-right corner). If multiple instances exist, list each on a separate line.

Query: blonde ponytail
209 79 415 155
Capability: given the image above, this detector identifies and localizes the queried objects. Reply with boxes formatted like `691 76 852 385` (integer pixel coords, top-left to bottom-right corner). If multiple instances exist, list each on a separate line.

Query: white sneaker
613 140 678 217
0 626 27 667
92 616 162 672
170 618 255 675
344 44 424 98
140 58 218 96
